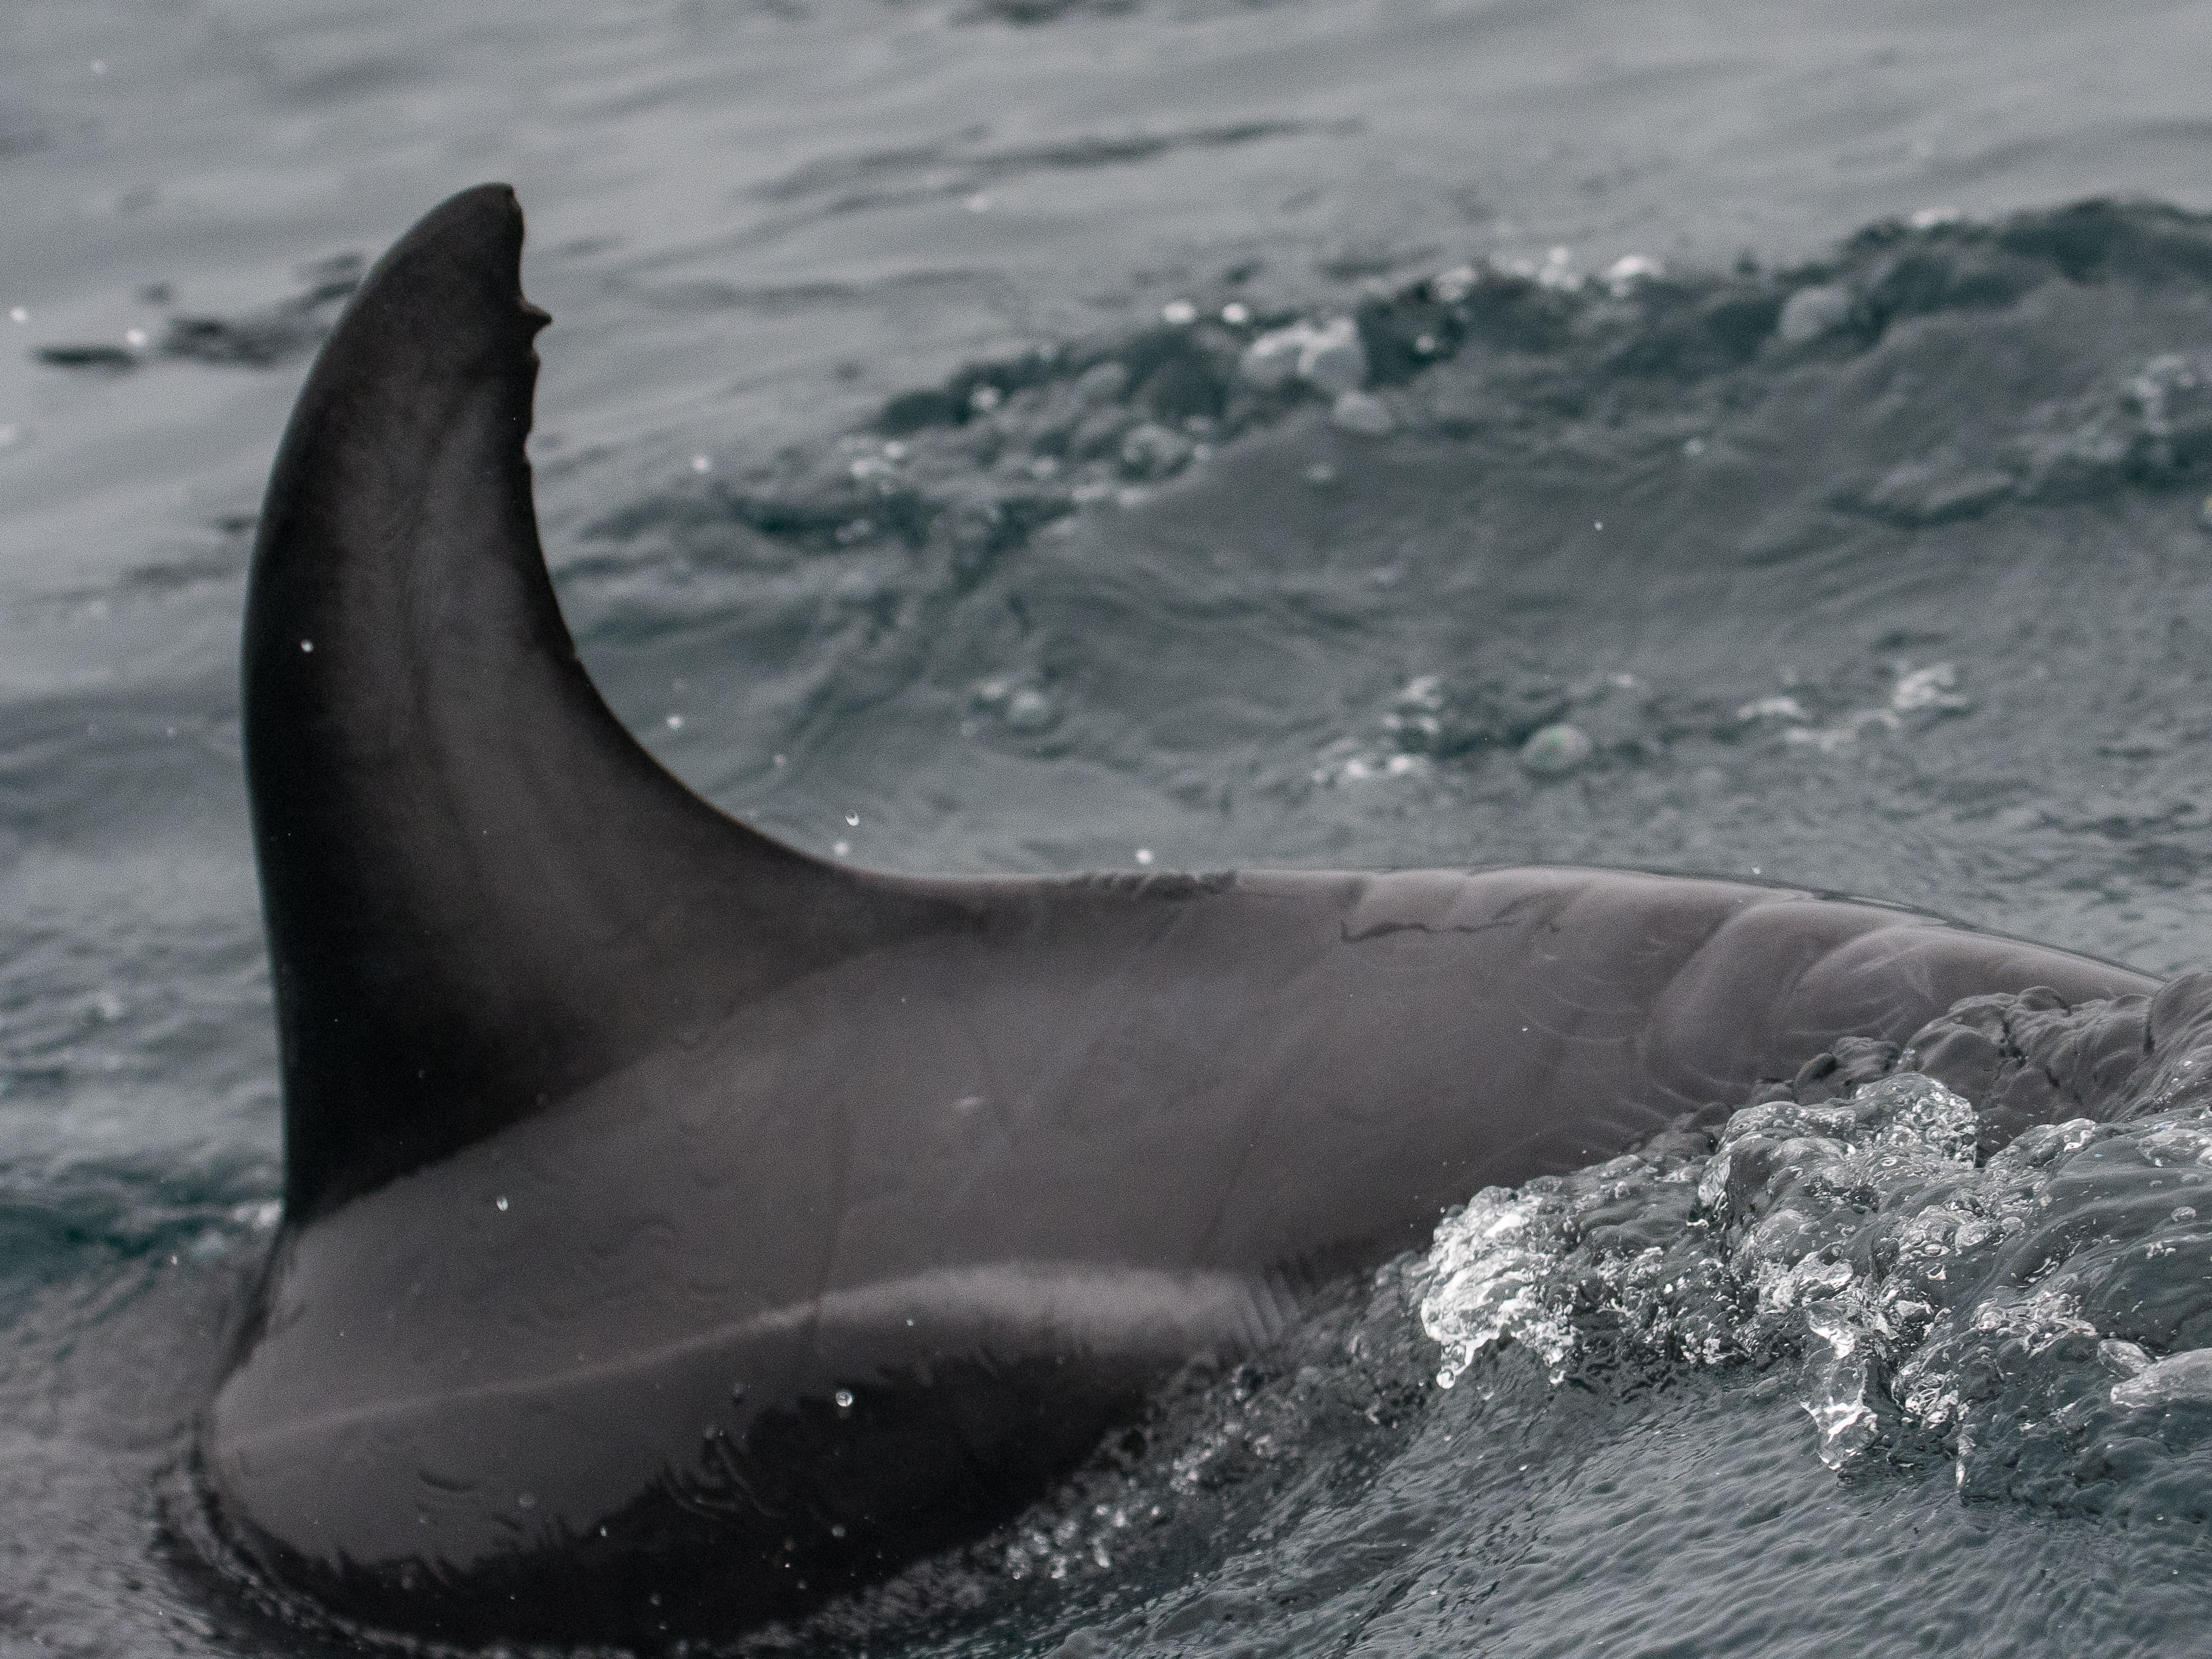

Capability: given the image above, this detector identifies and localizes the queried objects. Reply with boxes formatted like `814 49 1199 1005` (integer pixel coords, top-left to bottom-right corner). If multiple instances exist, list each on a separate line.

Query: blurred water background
10 0 2212 1651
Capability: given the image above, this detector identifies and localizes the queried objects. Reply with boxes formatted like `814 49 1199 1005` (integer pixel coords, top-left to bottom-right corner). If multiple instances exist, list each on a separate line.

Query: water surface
8 0 2212 1651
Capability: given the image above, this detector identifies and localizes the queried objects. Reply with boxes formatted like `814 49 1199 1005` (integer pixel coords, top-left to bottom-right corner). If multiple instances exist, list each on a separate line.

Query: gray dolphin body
202 185 2155 1645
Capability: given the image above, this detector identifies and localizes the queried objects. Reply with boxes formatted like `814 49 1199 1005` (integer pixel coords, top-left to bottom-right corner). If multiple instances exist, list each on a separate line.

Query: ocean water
10 0 2212 1651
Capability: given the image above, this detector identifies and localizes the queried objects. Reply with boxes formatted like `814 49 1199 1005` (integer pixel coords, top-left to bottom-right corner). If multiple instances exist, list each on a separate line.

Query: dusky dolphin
201 184 2157 1646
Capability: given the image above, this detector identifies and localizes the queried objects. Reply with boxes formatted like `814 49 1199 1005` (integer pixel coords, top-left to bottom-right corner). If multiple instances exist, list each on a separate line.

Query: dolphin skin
201 185 2156 1646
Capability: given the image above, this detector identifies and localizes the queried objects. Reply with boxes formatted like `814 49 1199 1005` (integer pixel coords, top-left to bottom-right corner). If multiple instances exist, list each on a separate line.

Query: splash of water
1413 1003 2212 1515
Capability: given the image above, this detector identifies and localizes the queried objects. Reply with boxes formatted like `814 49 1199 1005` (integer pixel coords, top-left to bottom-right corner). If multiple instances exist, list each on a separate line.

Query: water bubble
1778 284 1852 344
844 811 859 827
299 639 314 653
1120 422 1193 479
1603 254 1664 296
1891 661 1970 714
1134 849 1154 866
1536 247 1581 291
1299 317 1365 395
1518 723 1592 778
690 455 711 473
664 714 684 730
1431 265 1477 304
1160 299 1197 326
1239 329 1304 390
834 1388 855 1412
1242 316 1366 395
123 327 146 348
1004 687 1058 733
1220 302 1250 325
1074 361 1129 404
495 1196 509 1211
2112 1349 2212 1409
832 840 850 858
8 307 26 324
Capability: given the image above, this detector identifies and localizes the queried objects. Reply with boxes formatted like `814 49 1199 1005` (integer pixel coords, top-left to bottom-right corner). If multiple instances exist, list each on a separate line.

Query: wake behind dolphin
200 185 2164 1647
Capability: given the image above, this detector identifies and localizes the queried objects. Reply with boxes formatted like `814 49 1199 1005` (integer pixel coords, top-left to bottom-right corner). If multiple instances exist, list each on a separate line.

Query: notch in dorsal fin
245 185 946 1220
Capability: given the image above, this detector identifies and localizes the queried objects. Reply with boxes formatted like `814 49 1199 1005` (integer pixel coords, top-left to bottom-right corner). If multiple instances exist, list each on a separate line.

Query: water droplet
844 811 859 827
1221 302 1250 325
665 713 684 729
8 308 26 324
124 328 146 348
495 1195 509 1211
299 639 314 653
1134 849 1154 866
832 840 849 858
834 1388 855 1412
690 455 711 473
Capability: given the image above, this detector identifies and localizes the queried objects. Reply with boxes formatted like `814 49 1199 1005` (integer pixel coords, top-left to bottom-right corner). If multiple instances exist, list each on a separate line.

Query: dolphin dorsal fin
245 185 931 1220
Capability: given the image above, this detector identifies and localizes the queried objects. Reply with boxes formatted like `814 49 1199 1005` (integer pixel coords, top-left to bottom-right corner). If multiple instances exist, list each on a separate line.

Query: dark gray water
10 0 2212 1651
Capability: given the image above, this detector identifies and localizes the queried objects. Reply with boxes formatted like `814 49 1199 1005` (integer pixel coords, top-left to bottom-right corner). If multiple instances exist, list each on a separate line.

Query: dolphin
201 184 2157 1647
